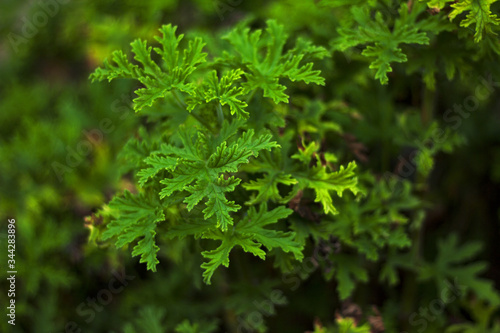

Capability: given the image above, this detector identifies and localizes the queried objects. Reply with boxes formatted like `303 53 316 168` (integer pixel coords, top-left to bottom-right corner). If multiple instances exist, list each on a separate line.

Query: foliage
90 21 335 285
1 0 500 332
423 0 500 42
419 233 500 306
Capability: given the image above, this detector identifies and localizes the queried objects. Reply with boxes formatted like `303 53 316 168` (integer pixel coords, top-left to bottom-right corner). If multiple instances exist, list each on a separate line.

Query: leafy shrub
1 0 500 332
86 1 500 331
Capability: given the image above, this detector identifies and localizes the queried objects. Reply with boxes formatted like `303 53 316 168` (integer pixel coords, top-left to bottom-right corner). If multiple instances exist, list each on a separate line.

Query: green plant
89 20 360 285
2 0 495 332
81 0 500 328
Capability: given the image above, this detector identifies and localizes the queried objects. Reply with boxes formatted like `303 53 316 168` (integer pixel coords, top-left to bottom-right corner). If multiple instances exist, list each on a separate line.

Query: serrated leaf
224 20 326 103
137 154 177 187
449 0 500 42
331 255 369 300
202 176 242 231
419 234 500 306
202 69 249 119
90 24 206 112
243 172 297 205
333 4 430 84
146 126 278 231
102 191 165 271
179 204 302 284
297 161 359 215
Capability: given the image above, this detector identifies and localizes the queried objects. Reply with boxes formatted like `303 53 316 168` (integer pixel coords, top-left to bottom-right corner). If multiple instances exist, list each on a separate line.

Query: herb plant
84 1 500 330
2 0 499 332
89 20 360 285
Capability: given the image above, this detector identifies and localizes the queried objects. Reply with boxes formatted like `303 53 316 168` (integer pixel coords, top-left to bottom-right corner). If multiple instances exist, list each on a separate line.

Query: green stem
246 88 257 104
217 103 224 125
171 89 185 108
191 112 217 135
172 89 216 134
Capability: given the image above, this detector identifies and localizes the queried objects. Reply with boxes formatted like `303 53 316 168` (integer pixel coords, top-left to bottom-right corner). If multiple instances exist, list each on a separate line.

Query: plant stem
193 113 217 134
171 89 186 108
246 88 257 104
217 103 224 125
172 89 217 134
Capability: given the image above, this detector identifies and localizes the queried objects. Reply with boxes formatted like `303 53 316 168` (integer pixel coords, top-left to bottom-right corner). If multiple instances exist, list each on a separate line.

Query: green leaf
297 161 359 215
90 24 207 112
336 317 371 333
419 234 500 306
200 235 266 284
169 203 301 284
243 172 297 205
449 0 500 42
175 320 218 333
333 4 430 84
137 155 178 187
280 54 325 85
209 130 280 173
91 50 140 82
145 126 277 231
102 190 165 271
201 175 242 231
188 69 249 119
224 20 326 103
330 254 369 300
237 204 303 260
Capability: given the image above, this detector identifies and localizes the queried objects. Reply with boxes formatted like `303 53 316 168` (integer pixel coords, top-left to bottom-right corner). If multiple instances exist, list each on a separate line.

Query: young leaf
90 24 207 111
243 172 298 205
188 69 249 119
449 0 500 42
297 161 359 215
224 20 327 103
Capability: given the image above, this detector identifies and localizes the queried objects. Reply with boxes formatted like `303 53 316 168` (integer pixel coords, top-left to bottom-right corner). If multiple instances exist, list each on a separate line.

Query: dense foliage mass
1 0 500 332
